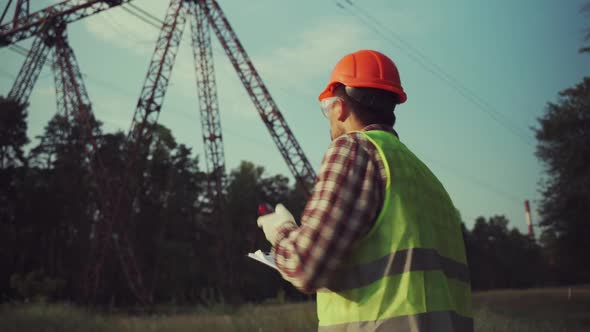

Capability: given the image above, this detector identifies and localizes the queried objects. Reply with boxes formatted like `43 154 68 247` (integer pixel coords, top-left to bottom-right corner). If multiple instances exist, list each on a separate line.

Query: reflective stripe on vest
316 247 470 292
316 130 473 331
318 310 473 332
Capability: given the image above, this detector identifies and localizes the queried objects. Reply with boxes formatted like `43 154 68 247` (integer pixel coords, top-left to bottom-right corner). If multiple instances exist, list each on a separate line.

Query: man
257 50 473 331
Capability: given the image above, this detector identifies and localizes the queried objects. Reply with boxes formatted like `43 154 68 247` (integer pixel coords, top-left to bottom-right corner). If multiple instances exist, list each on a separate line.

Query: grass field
1 287 589 331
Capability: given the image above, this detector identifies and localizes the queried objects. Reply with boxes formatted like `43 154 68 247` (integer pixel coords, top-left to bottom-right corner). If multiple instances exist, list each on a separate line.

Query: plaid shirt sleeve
272 129 387 293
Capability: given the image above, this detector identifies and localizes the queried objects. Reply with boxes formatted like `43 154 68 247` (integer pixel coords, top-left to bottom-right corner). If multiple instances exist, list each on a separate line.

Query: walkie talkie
258 202 274 216
254 202 275 254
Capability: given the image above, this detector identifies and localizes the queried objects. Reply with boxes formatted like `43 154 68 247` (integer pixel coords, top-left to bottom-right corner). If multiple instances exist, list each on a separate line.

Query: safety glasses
320 96 341 118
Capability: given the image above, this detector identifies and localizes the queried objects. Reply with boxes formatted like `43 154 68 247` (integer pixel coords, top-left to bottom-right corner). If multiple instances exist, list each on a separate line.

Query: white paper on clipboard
247 250 278 271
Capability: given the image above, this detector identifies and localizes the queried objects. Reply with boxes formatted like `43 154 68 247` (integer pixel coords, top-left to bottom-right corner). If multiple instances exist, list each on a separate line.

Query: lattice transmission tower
0 0 316 305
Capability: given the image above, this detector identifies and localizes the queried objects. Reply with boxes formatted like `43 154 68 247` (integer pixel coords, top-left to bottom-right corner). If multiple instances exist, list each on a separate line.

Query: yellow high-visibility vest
317 130 473 332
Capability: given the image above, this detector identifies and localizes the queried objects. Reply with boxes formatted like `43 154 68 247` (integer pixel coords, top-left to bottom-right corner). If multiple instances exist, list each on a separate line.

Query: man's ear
336 99 349 122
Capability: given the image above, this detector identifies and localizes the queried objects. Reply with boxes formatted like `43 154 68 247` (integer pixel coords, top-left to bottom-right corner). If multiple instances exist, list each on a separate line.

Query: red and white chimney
524 200 535 239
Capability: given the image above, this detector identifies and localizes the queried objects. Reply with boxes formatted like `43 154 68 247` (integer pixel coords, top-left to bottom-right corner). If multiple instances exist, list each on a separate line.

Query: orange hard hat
318 50 407 104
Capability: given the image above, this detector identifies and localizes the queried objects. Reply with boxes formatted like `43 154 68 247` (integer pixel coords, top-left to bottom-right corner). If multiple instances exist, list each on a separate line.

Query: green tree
0 96 29 300
217 161 306 303
464 215 545 289
0 101 312 304
31 114 97 298
0 97 29 168
470 216 510 289
534 78 590 282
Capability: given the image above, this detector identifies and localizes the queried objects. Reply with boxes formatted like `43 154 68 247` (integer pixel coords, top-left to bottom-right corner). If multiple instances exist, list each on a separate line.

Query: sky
1 0 589 233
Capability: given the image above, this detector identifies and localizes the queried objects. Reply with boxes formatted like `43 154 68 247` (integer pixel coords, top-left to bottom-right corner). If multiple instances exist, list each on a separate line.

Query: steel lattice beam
196 0 316 195
113 0 189 304
88 0 188 304
8 32 51 103
51 25 113 302
0 0 27 27
52 26 92 117
189 1 225 210
0 0 131 46
118 0 187 230
51 25 151 305
5 0 317 305
13 0 29 22
127 0 187 147
52 40 72 117
0 0 152 305
112 231 152 305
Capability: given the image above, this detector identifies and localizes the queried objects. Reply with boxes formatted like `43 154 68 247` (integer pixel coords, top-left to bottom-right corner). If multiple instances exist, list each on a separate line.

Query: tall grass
1 288 589 331
474 308 573 332
473 287 590 332
0 302 113 332
0 302 318 332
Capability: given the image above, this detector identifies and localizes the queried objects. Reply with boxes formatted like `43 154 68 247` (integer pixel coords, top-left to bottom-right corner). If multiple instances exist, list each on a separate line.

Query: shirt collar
361 124 399 138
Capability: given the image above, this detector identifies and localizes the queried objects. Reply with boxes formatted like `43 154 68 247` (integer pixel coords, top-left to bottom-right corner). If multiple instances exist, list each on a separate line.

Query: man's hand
257 204 297 246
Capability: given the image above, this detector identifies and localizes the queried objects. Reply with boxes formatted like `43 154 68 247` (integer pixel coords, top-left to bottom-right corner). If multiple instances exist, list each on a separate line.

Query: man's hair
334 84 399 127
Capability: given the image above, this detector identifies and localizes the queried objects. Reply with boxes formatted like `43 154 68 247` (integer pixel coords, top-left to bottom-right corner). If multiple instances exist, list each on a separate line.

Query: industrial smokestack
524 200 535 239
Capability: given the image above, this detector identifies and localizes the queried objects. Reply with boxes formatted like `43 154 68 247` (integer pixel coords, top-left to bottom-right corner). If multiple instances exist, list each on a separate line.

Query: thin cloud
83 1 169 55
83 6 386 122
172 18 379 119
253 18 384 96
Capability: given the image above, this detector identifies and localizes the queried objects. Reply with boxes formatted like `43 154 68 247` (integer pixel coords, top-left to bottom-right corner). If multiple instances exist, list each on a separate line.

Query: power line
421 154 524 204
119 3 315 119
345 0 534 145
119 3 230 58
99 12 153 45
116 3 307 110
119 4 195 50
336 0 534 147
120 5 160 30
77 6 282 149
127 3 163 25
8 44 27 56
82 69 279 150
7 44 54 72
3 2 530 212
115 2 529 206
331 1 534 208
10 43 28 53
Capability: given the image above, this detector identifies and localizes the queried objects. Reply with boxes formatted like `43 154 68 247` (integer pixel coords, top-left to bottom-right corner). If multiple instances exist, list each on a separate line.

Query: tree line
0 72 588 305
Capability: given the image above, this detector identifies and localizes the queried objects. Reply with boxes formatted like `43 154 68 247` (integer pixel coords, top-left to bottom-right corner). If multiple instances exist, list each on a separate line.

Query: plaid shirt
274 124 397 293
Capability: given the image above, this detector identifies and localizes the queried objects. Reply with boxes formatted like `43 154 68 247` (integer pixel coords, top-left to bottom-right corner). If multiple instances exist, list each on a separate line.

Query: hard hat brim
318 81 407 104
